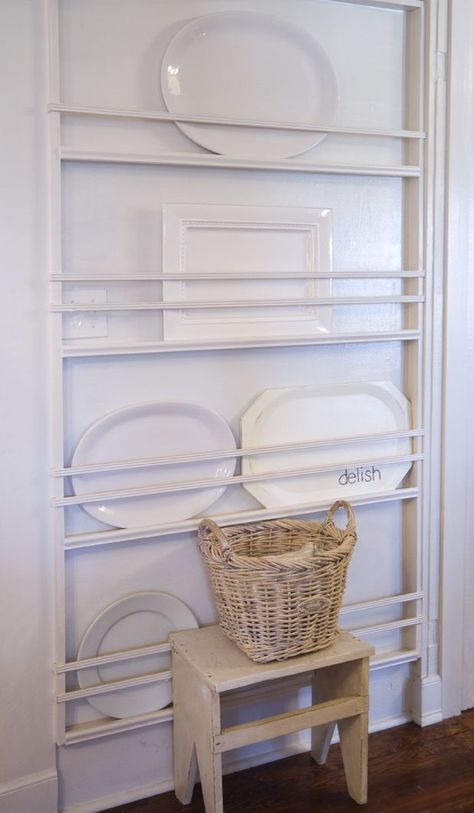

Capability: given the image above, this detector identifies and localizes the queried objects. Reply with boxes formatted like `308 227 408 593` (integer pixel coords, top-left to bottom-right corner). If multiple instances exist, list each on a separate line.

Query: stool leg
174 726 198 804
338 711 369 805
172 653 199 804
172 651 223 813
311 721 336 765
195 735 223 813
191 677 223 813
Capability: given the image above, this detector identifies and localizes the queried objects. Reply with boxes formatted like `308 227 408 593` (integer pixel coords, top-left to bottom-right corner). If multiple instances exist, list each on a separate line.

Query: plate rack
46 0 442 748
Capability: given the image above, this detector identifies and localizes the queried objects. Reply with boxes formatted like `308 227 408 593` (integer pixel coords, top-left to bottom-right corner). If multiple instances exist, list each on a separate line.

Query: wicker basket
198 500 357 663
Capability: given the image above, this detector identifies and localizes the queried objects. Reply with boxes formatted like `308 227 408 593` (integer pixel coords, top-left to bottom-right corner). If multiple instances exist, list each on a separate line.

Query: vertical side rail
402 4 426 667
419 0 448 715
407 0 446 725
46 0 67 746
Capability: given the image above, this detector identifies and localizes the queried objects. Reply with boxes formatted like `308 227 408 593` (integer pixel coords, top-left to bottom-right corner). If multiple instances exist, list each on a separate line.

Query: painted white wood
55 452 422 508
54 428 423 478
215 697 366 752
61 330 421 358
52 295 424 312
50 271 426 281
60 147 421 177
64 709 174 745
442 0 474 715
46 0 448 804
57 669 173 704
171 627 372 810
0 770 58 813
48 102 426 139
63 488 419 551
57 641 172 673
169 627 373 692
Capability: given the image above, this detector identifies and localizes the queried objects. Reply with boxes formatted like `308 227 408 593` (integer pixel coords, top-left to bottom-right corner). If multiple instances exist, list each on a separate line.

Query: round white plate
161 11 338 159
241 382 412 507
71 402 236 528
77 591 198 719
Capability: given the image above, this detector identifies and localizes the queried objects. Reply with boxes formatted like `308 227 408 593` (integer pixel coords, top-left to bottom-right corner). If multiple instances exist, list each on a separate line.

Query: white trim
0 770 58 813
60 779 173 813
440 0 474 717
410 674 443 726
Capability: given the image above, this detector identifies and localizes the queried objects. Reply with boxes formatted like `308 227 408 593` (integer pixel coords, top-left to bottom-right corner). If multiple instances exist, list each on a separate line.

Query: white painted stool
170 625 374 813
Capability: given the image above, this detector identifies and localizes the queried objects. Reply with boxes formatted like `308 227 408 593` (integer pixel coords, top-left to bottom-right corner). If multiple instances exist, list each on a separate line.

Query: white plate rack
45 0 441 748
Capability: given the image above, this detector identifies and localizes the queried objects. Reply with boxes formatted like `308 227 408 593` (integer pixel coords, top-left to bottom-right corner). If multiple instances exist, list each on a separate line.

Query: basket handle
198 518 232 556
324 500 356 534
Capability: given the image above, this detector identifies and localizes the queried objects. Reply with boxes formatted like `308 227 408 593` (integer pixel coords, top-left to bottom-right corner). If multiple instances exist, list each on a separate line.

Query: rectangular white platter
162 203 332 341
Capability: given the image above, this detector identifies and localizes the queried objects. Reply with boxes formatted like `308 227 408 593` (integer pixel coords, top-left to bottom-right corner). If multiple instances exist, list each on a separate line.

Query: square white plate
162 203 332 341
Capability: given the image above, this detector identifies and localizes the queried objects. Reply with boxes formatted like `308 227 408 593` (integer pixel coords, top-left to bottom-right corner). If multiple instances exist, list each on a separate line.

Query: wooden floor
105 709 474 813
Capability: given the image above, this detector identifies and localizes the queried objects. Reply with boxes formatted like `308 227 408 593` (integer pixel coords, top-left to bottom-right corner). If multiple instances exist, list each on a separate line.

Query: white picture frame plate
162 203 332 342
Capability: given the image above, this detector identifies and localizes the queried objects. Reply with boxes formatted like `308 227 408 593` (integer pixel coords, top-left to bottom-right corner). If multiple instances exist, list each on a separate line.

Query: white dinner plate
241 382 412 507
77 592 198 719
161 11 338 159
71 402 236 528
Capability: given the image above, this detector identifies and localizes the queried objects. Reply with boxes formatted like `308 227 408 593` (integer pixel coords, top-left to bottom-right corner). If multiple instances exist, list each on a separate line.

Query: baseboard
61 779 174 813
410 674 443 726
0 769 58 813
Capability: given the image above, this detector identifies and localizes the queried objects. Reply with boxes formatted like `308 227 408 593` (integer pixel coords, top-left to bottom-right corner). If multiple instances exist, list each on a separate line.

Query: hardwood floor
105 709 474 813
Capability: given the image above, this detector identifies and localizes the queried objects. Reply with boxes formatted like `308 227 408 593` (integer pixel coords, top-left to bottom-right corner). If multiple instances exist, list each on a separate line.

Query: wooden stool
170 625 374 813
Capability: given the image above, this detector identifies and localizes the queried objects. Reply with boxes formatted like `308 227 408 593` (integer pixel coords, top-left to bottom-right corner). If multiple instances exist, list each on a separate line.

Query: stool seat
170 625 374 813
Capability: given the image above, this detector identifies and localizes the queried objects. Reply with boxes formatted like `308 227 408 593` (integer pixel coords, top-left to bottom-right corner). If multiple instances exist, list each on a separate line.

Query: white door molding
441 0 474 716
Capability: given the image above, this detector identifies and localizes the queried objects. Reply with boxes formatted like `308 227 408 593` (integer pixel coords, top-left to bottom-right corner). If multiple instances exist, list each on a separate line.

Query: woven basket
198 500 357 663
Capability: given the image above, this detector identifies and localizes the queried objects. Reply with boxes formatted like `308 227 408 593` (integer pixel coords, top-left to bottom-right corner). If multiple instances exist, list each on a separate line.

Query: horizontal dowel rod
61 330 421 358
50 271 426 281
347 616 423 636
57 669 172 703
54 429 422 478
64 708 174 744
60 148 421 178
52 295 424 313
340 591 422 616
56 641 172 674
63 487 419 550
49 103 425 139
54 453 422 506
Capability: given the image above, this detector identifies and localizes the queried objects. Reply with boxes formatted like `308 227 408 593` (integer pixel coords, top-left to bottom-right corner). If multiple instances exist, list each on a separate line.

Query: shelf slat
61 329 420 358
51 102 425 139
54 452 422 507
51 270 426 282
64 708 174 745
52 295 424 313
60 147 420 178
63 487 419 551
54 429 423 478
57 669 172 704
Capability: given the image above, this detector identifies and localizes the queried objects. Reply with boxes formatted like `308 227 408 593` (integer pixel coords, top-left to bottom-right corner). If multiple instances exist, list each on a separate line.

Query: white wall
0 2 57 812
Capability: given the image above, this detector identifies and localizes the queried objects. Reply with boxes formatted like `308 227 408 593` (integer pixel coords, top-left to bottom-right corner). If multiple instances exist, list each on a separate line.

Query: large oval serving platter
241 382 412 507
161 11 338 159
71 401 236 528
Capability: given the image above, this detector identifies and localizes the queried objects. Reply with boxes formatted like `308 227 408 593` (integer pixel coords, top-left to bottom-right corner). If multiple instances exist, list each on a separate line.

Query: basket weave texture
198 500 357 663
